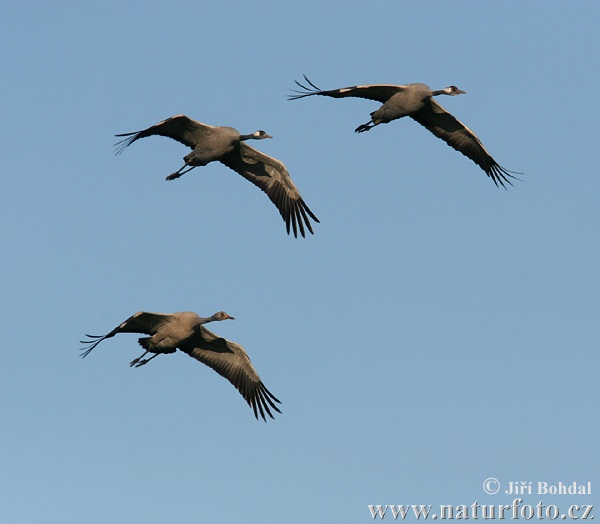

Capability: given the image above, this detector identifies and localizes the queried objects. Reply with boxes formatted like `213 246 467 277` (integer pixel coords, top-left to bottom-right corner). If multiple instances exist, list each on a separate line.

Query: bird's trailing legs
130 351 161 368
166 165 196 181
355 121 375 133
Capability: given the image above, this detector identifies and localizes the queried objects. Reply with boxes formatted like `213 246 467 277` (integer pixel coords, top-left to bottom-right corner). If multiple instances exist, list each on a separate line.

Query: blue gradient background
2 2 597 522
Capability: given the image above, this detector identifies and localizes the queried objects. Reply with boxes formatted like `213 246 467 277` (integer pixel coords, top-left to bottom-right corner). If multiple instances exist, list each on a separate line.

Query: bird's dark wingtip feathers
303 201 320 224
261 383 282 407
257 389 274 421
298 203 313 236
283 199 319 238
489 164 522 189
294 205 307 238
79 331 118 358
302 74 321 90
113 133 138 156
79 334 106 358
284 215 292 235
249 383 281 422
288 75 322 100
251 399 259 420
289 204 299 238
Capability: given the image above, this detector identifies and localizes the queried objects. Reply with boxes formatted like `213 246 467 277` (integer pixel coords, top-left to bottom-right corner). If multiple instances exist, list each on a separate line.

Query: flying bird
115 115 319 237
290 76 518 188
80 310 281 421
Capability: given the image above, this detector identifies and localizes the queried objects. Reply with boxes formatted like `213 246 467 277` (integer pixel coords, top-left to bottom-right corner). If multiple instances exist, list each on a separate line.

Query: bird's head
252 130 272 140
214 311 235 321
444 85 467 96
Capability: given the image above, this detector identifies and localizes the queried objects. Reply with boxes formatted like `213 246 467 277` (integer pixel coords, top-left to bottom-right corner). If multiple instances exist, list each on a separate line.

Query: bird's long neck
239 133 256 141
202 313 222 323
431 89 448 96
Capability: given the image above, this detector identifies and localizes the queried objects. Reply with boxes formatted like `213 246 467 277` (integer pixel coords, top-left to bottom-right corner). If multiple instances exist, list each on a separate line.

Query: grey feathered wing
219 143 319 238
80 312 173 357
114 114 214 153
289 76 405 103
179 325 282 421
410 100 517 188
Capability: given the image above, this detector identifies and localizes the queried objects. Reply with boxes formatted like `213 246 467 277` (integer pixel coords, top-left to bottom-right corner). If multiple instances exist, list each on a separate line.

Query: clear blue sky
2 2 598 523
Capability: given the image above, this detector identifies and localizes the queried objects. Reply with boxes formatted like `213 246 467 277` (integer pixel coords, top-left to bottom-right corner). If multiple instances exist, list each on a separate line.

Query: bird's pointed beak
264 134 273 139
226 314 235 320
459 89 467 94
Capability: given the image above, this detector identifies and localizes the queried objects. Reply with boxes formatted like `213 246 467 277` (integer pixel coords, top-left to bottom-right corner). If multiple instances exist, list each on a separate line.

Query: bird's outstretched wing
410 100 518 188
80 312 173 358
180 326 282 421
114 115 214 154
219 143 319 238
289 75 405 103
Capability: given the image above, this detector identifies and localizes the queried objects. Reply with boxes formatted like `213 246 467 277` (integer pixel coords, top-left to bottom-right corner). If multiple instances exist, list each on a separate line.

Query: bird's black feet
355 122 374 133
130 357 144 367
130 352 160 367
130 357 151 367
166 165 196 180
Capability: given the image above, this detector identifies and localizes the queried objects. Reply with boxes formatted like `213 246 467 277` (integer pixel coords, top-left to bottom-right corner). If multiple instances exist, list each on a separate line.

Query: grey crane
115 114 319 237
290 76 517 188
80 310 281 421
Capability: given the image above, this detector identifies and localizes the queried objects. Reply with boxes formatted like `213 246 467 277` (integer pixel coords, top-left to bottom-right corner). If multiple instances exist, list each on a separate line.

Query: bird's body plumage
80 310 281 421
290 77 517 187
115 115 319 237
